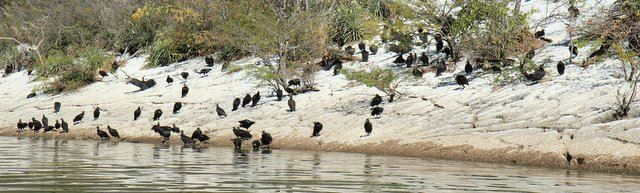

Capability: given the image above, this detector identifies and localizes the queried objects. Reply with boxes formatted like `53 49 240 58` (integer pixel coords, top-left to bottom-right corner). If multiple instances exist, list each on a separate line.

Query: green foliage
332 0 378 44
343 67 398 95
36 46 112 93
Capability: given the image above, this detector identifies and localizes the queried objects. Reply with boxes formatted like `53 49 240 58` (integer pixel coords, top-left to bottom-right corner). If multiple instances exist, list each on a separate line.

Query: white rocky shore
1 0 639 174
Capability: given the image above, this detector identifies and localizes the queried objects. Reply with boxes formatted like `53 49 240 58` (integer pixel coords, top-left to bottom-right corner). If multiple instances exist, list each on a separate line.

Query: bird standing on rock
312 122 323 137
153 109 163 121
73 111 84 124
242 94 251 107
288 95 296 112
181 84 189 98
251 92 261 107
134 107 141 121
107 125 120 139
99 70 108 77
232 98 241 111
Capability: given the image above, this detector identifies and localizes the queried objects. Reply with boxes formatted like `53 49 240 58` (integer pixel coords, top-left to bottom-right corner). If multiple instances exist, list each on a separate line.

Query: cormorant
239 119 256 129
153 109 163 121
173 102 182 114
345 46 355 55
60 118 69 133
358 42 366 51
32 118 42 132
412 67 423 78
181 72 189 79
17 119 27 131
99 70 108 77
216 104 227 117
54 120 60 130
521 62 546 81
371 94 382 106
54 102 61 113
96 126 110 140
260 130 273 148
557 61 565 75
288 95 296 112
436 41 444 53
276 89 283 101
27 92 36 99
166 75 174 84
41 115 48 129
151 123 171 143
181 84 189 98
93 107 101 120
233 127 252 139
534 29 545 38
191 128 209 143
312 122 323 137
569 45 578 56
232 138 243 149
419 52 429 66
455 75 469 88
251 92 261 107
465 61 473 75
28 120 34 130
288 79 301 87
242 94 251 107
371 106 384 117
171 123 181 133
252 140 261 150
362 50 369 62
73 111 84 124
405 53 415 68
364 119 372 136
333 62 343 76
232 98 241 111
107 125 120 138
44 125 53 133
134 107 141 121
436 62 446 77
394 55 406 64
205 56 215 67
526 49 535 60
181 131 196 146
198 68 212 75
369 44 378 55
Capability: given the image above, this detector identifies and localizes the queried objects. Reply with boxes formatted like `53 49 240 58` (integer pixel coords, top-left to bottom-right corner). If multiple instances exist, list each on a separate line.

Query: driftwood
121 70 156 91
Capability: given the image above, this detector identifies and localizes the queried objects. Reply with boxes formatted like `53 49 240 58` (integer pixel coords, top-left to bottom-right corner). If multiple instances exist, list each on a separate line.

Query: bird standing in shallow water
153 109 163 121
242 94 251 107
181 131 196 146
181 84 189 98
107 125 120 138
364 119 372 136
252 140 261 150
232 98 241 111
288 95 296 112
312 122 323 137
96 126 110 140
260 131 273 148
134 107 141 121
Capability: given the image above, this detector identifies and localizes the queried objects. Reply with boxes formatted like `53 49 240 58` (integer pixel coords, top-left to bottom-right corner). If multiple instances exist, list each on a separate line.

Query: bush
331 0 378 45
343 67 403 96
36 46 113 93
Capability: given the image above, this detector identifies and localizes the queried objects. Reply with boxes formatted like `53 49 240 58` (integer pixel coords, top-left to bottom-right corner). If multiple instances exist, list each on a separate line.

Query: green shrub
343 67 401 96
36 47 112 93
331 0 378 45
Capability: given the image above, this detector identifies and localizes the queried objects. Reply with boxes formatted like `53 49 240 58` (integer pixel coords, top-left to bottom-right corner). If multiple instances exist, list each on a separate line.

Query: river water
0 136 638 192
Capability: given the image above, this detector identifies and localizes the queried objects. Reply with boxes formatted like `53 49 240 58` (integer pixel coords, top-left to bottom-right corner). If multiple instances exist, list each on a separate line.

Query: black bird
436 41 444 53
60 118 69 133
232 98 241 111
107 125 120 138
276 89 284 101
153 109 163 121
369 45 378 55
93 107 101 120
251 92 261 107
181 131 196 146
371 94 382 106
96 126 110 140
28 120 34 130
41 115 49 129
181 72 189 79
4 64 13 75
242 94 251 107
134 106 141 121
312 122 323 137
17 119 27 131
526 49 536 60
389 93 395 103
371 106 384 117
569 45 578 56
565 152 573 164
364 119 372 136
288 79 301 87
181 84 189 98
260 131 273 148
436 62 446 77
405 53 415 68
191 128 209 143
216 104 227 117
361 50 369 62
151 123 172 143
73 111 84 124
288 95 296 112
205 56 215 67
419 52 429 66
521 63 546 81
232 138 243 150
166 75 174 84
393 55 405 64
465 61 473 75
333 62 343 76
534 29 545 38
557 61 565 75
239 119 256 129
284 87 296 95
455 75 469 88
26 92 36 99
252 140 261 150
345 46 355 55
171 123 181 133
173 102 182 114
53 102 61 113
233 127 252 139
54 120 60 130
44 125 54 133
31 118 42 132
442 47 452 57
198 68 212 75
412 68 423 78
98 70 108 77
358 42 366 51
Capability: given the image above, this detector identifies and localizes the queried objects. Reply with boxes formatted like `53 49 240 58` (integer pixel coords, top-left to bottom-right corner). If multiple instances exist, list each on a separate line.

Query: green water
0 136 638 192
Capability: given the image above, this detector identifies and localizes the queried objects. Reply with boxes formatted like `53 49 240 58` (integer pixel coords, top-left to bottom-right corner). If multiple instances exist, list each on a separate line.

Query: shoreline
3 127 639 176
